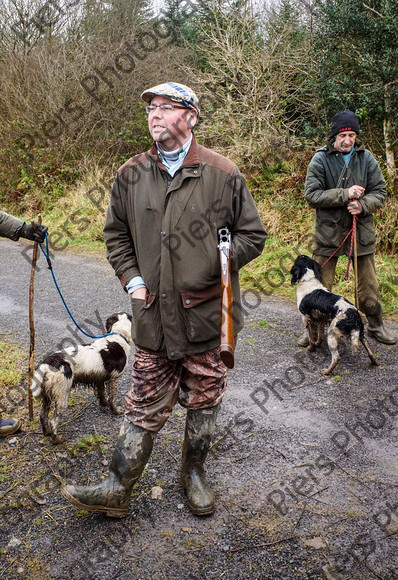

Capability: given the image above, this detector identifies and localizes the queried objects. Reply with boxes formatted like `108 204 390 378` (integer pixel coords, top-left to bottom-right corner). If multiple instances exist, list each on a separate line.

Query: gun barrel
218 227 234 369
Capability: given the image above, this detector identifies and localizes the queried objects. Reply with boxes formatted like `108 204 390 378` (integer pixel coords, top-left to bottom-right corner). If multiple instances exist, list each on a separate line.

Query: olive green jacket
104 136 267 359
0 211 24 240
304 140 386 256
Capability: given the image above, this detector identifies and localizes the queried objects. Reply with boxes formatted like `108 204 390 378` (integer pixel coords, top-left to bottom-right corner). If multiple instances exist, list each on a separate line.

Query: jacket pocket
181 284 221 343
130 292 163 351
315 212 341 248
357 215 375 247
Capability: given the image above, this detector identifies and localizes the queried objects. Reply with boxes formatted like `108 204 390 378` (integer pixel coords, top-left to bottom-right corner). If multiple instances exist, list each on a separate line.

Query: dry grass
40 164 114 251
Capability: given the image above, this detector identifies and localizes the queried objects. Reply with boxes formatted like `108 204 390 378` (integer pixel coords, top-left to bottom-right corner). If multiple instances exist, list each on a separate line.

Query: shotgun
218 227 234 369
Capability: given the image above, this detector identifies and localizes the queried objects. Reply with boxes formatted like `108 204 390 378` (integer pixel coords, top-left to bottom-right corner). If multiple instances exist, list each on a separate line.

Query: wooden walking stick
28 214 42 421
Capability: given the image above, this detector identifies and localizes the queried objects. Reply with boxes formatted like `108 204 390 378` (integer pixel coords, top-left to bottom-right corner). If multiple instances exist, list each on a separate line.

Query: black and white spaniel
32 312 132 443
291 255 378 375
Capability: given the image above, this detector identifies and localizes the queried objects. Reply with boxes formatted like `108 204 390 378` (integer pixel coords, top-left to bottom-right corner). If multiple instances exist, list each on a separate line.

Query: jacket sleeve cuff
13 222 26 241
118 268 141 292
358 200 369 215
126 276 146 294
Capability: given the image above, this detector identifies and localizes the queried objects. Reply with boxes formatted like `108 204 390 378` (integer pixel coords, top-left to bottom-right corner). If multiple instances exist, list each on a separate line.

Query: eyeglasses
145 104 189 114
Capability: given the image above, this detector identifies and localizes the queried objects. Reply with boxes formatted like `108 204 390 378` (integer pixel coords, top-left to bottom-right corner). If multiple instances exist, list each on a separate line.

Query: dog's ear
313 260 323 281
105 314 119 333
291 266 299 285
106 312 132 331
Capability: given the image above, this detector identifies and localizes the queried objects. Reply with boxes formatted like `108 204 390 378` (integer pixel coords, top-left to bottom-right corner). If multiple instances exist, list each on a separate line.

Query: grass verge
0 338 25 390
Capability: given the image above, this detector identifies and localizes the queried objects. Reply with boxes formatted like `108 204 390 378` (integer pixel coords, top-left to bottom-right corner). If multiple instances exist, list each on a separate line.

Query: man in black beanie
298 110 396 346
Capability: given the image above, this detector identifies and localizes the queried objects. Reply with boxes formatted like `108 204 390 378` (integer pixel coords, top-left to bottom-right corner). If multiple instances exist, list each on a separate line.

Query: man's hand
20 223 48 243
348 185 365 200
130 287 147 300
347 200 363 215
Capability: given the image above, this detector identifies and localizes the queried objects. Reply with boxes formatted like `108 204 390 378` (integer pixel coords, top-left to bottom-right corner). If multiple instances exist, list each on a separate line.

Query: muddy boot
297 331 309 348
181 404 220 516
366 315 397 345
61 419 155 518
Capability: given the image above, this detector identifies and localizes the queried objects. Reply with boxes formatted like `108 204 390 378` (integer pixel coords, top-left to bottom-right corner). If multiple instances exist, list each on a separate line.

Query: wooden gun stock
218 227 234 369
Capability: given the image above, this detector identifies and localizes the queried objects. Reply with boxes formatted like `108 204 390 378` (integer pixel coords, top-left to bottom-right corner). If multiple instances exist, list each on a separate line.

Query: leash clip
39 234 53 270
45 255 53 270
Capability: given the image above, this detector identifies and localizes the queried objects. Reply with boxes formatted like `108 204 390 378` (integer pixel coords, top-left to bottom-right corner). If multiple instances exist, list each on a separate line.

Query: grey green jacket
104 136 267 359
304 140 387 256
0 211 24 240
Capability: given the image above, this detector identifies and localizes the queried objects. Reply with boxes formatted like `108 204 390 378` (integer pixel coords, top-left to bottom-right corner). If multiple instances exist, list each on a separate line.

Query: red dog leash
321 215 357 280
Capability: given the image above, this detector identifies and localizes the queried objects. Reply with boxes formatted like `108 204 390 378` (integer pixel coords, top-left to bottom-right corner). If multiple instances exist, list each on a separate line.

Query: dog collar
110 332 130 345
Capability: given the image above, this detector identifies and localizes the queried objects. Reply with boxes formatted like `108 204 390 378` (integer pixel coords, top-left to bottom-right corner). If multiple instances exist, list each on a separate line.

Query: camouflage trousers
125 346 228 432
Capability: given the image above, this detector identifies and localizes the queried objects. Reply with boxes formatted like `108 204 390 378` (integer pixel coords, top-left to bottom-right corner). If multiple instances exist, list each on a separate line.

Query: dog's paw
51 434 64 445
307 344 316 352
321 368 332 376
110 404 124 415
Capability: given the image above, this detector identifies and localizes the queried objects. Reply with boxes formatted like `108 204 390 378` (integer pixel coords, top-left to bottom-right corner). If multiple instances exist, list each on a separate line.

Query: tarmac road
0 239 130 355
1 238 397 580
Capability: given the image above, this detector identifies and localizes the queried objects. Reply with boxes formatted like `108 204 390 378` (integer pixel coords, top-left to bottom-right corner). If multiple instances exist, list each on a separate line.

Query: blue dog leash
39 234 128 344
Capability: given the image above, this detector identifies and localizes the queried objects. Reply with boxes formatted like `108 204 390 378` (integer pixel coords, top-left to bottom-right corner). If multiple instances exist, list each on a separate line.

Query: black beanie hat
330 110 360 137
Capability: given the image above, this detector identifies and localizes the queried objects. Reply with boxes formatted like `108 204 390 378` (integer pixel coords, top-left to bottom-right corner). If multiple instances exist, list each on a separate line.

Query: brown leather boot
61 419 155 517
181 404 220 516
0 417 21 436
367 315 397 345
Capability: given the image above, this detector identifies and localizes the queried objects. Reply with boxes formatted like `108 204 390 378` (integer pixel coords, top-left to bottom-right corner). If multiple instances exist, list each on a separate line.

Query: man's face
334 131 357 153
147 95 197 151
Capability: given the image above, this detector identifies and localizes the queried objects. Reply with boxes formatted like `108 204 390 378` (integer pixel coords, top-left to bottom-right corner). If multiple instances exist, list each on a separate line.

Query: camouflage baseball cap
141 82 200 115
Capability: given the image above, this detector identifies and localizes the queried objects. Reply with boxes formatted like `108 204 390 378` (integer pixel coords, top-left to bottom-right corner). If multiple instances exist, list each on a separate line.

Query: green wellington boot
61 419 155 517
181 404 220 516
367 315 397 345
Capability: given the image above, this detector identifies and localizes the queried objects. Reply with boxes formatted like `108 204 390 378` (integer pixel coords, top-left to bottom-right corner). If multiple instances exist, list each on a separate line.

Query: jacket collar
149 133 200 171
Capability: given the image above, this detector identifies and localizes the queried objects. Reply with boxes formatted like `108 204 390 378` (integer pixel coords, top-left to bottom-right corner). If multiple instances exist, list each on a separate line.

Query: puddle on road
0 294 23 315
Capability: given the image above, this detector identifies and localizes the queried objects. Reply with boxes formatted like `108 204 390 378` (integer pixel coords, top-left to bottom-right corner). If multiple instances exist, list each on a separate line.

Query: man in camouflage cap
141 81 201 115
62 82 267 518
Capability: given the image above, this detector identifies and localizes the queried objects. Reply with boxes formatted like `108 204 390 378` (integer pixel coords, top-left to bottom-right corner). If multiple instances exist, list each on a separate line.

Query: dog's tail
31 355 75 400
32 366 45 399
